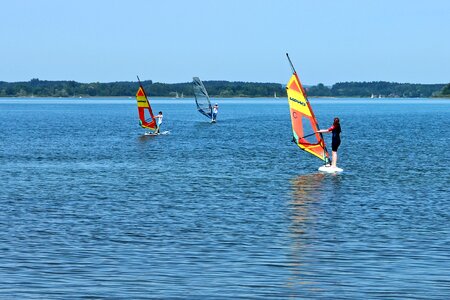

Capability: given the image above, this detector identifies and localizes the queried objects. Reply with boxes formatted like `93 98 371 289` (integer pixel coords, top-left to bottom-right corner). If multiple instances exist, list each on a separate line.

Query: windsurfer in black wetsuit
317 117 341 168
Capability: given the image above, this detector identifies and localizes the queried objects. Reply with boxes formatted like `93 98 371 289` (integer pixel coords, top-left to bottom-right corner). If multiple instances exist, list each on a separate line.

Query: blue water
1 98 449 298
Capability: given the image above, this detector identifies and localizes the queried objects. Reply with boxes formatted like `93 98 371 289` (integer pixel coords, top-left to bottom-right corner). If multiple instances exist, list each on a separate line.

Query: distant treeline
307 81 447 98
439 83 450 97
0 78 448 98
0 79 285 98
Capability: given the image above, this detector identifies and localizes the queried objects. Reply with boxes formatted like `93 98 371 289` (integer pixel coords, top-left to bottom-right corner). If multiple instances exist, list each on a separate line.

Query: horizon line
0 78 448 86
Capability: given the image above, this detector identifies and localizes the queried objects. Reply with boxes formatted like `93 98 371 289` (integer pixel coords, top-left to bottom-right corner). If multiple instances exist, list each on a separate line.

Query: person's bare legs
332 151 338 167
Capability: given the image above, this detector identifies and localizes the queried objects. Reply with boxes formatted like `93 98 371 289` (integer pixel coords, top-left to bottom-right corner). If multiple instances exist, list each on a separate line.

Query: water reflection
137 134 157 143
290 173 326 231
287 173 326 293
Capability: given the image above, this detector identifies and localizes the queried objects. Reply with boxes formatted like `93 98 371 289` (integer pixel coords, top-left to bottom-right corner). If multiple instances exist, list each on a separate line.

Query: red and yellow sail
287 72 330 163
136 84 156 131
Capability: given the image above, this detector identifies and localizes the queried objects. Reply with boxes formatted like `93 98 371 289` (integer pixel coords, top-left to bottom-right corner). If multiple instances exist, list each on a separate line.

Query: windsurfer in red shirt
317 117 341 168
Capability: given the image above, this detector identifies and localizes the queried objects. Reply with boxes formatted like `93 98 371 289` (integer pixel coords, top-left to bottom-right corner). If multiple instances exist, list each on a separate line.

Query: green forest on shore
0 79 449 98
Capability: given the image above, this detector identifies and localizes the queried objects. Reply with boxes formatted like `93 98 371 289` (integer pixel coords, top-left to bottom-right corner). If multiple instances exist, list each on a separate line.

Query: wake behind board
318 165 343 173
211 120 217 123
144 130 170 136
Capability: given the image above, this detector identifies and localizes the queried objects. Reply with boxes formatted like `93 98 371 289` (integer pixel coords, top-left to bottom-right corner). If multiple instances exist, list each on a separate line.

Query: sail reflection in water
287 173 326 293
289 173 326 233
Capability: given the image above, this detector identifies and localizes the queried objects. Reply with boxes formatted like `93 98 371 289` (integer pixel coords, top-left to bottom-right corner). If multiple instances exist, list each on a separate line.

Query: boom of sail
192 77 212 119
286 54 330 164
135 77 156 131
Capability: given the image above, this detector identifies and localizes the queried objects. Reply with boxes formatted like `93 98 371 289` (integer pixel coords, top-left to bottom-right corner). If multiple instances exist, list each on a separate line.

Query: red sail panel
287 73 330 162
136 86 156 131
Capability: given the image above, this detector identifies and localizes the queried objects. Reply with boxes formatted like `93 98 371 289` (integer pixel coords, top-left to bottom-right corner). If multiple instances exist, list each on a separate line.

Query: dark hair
333 117 341 133
333 117 340 126
159 111 162 114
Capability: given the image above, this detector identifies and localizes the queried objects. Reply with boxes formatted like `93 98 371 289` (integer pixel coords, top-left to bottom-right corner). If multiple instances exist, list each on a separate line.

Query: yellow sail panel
136 87 150 108
287 73 329 163
287 74 312 117
135 85 156 130
299 143 327 161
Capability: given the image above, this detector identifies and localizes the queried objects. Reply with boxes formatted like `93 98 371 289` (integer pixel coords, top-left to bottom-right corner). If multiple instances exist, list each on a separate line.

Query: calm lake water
0 98 449 298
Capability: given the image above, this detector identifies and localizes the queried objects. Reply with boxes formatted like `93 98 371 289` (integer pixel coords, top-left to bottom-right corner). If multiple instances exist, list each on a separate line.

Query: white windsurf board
144 130 170 136
318 165 343 173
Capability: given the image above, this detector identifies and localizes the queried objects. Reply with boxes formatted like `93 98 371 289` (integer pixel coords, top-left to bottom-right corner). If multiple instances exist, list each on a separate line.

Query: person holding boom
317 117 341 168
212 103 218 122
154 111 163 134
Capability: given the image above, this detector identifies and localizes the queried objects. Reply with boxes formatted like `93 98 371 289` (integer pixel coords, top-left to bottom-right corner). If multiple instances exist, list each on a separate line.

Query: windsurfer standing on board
154 111 163 134
212 103 218 122
317 117 341 168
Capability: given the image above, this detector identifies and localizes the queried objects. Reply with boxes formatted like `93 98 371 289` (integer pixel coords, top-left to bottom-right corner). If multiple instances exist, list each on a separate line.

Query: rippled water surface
1 98 449 298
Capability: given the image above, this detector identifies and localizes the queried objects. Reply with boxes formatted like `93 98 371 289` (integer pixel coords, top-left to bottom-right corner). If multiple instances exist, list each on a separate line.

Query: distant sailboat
175 92 179 99
180 92 184 98
274 92 278 98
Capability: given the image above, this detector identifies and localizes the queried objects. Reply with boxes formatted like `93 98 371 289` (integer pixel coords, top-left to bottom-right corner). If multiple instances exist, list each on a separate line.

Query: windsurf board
318 165 343 173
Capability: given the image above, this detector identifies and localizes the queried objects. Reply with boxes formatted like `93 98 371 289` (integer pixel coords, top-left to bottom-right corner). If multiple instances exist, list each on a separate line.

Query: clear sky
1 0 449 85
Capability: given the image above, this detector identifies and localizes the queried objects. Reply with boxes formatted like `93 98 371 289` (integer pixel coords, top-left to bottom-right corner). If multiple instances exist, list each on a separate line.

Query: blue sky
1 0 449 85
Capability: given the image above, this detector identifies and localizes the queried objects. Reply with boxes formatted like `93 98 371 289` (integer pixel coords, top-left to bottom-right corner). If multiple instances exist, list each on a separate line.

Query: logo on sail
289 96 306 106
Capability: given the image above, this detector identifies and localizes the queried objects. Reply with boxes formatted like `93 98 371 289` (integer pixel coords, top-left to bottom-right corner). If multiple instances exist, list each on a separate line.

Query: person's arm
317 126 333 133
